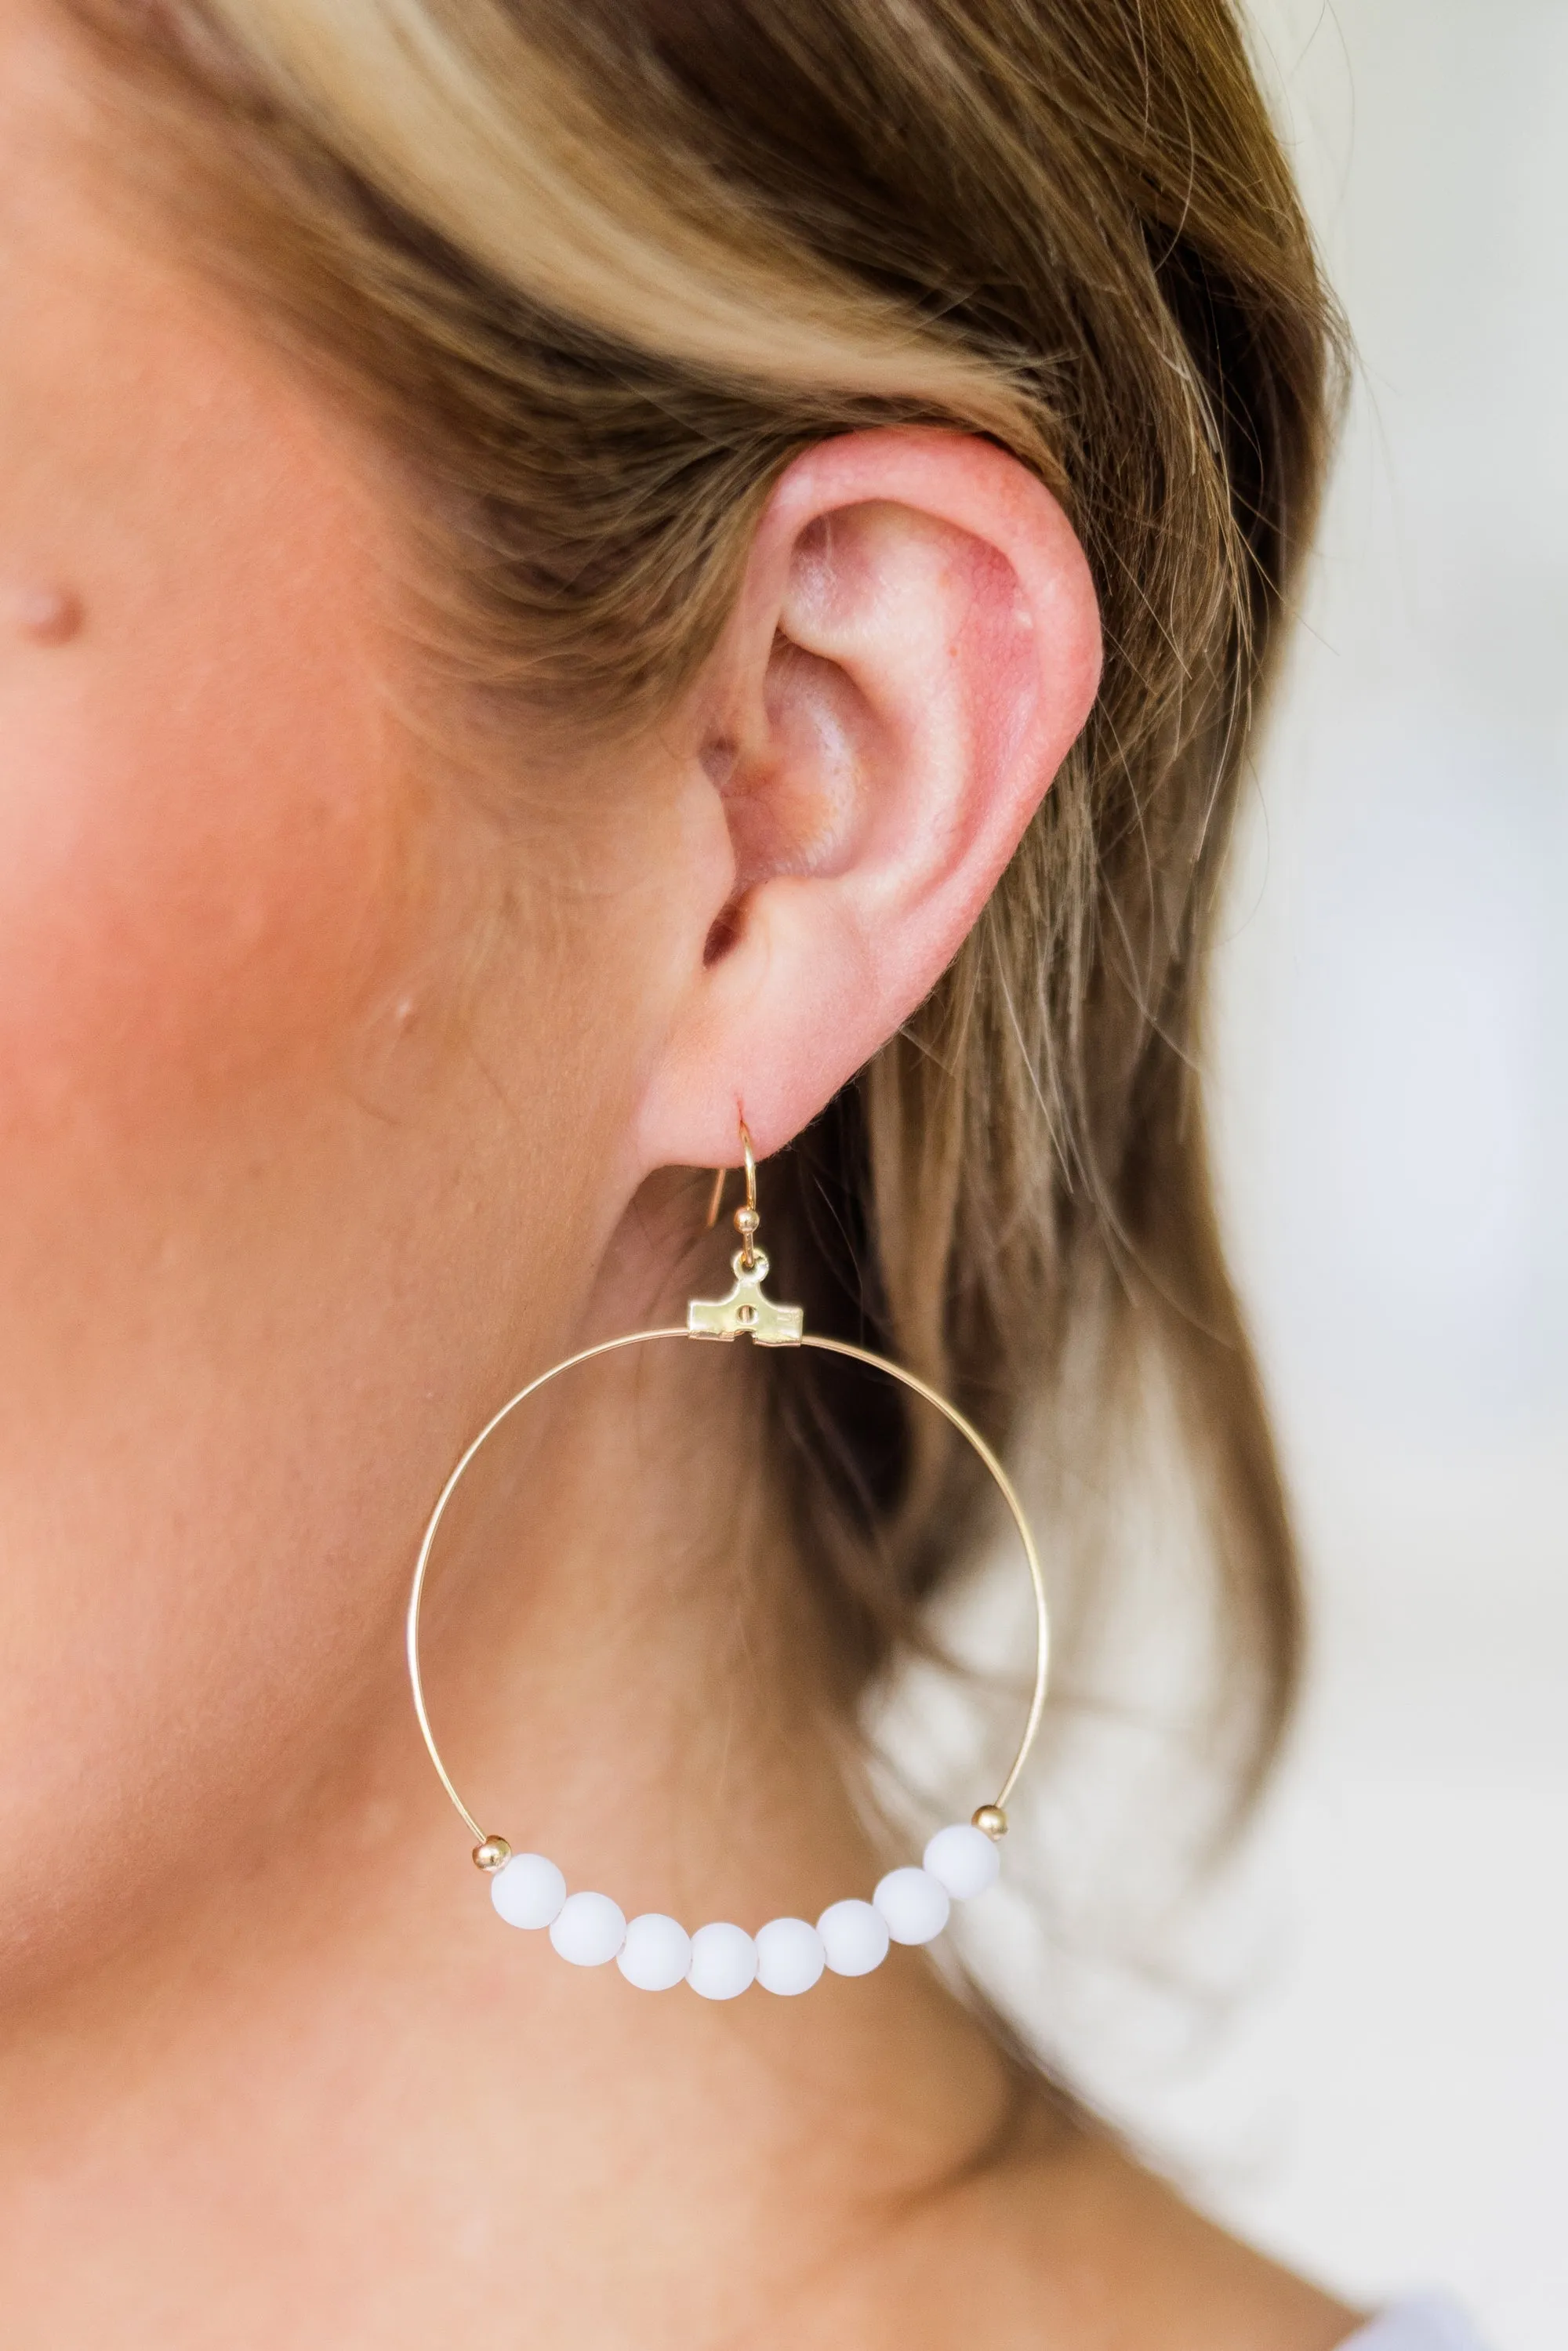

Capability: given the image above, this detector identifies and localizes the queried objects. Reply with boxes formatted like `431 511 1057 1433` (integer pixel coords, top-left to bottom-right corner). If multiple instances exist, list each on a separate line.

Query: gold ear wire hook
704 1119 760 1268
688 1116 798 1344
736 1121 758 1268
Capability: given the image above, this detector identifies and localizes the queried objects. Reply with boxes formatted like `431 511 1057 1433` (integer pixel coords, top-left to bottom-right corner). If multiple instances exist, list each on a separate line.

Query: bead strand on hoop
478 1817 1004 1999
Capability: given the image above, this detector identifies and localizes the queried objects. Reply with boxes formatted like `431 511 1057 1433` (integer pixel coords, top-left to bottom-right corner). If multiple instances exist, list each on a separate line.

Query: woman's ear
633 426 1102 1172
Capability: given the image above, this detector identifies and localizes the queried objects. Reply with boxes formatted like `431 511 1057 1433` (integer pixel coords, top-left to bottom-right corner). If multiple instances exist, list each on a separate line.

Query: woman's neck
0 1221 1028 2343
0 1203 1356 2350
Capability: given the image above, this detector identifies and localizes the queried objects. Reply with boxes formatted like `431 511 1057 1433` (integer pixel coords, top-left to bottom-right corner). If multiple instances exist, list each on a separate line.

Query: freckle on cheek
9 583 84 645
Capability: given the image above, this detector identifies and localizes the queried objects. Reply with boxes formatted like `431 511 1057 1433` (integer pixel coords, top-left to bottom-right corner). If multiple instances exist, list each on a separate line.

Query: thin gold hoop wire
795 1334 1049 1813
405 1329 1050 1848
406 1323 687 1844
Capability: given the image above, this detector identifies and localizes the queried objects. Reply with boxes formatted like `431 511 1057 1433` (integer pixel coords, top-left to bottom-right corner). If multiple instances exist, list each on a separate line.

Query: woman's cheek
0 528 410 1152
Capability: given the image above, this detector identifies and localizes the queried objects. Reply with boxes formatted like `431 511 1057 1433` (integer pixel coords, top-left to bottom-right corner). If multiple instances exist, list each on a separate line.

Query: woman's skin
0 4 1359 2343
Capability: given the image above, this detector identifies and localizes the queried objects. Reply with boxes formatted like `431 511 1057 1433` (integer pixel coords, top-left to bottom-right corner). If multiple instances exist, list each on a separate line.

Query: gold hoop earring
406 1121 1049 2001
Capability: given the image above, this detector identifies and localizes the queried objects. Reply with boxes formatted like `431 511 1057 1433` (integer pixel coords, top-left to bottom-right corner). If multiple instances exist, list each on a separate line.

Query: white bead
923 1821 1002 1900
548 1889 626 1967
816 1897 890 1977
754 1916 826 1997
491 1851 566 1931
873 1865 950 1946
687 1921 757 2001
617 1912 692 1991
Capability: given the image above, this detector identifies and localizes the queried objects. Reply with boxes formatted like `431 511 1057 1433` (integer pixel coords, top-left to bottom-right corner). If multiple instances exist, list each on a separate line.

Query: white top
1345 2302 1489 2350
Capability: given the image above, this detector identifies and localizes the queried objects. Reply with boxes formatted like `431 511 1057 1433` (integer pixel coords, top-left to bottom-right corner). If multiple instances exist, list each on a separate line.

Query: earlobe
635 426 1102 1173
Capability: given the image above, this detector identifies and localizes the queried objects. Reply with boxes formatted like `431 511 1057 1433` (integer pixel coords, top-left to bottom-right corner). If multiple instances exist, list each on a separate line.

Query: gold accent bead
734 1205 760 1235
472 1836 512 1873
971 1805 1008 1841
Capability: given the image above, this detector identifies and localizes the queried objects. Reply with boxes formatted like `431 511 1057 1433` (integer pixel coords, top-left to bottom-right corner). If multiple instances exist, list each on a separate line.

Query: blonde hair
81 0 1341 1806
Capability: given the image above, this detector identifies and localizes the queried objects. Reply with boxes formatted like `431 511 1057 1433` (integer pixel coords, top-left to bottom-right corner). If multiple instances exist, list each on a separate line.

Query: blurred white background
1196 2 1565 2340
